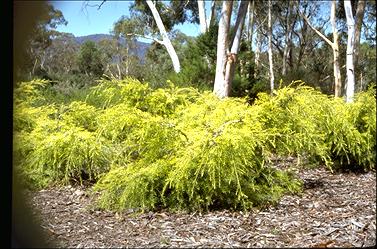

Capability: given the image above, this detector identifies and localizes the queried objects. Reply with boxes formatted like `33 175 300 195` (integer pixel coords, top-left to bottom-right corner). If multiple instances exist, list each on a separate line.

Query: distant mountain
74 34 114 44
74 34 150 61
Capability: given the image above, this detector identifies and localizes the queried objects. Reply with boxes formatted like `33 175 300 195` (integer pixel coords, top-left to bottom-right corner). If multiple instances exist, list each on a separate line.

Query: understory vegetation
13 78 376 212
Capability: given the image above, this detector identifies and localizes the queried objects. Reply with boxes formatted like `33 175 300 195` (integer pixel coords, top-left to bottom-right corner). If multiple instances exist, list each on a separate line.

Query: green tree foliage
19 2 67 80
142 31 193 87
77 41 105 77
169 24 218 89
130 0 199 33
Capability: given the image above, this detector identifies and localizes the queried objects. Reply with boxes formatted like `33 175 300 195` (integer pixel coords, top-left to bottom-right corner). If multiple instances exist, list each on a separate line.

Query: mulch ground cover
25 164 376 248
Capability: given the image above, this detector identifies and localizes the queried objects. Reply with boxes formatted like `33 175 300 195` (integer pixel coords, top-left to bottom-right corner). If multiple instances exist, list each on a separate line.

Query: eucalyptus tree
213 1 233 98
145 0 181 72
197 0 208 33
336 0 370 93
245 0 255 46
213 0 250 98
301 0 342 97
44 32 79 76
21 2 67 79
92 0 201 73
127 0 201 73
344 0 356 103
267 0 275 93
353 0 366 69
224 0 249 93
97 38 124 79
281 1 298 76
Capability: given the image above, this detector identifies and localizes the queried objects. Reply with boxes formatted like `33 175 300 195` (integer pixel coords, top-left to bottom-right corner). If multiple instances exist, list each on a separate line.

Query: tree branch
97 0 106 10
84 0 107 10
300 13 334 49
125 33 164 45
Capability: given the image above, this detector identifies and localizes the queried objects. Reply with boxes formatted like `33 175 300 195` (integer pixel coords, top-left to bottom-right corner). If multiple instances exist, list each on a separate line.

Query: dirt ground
25 165 376 248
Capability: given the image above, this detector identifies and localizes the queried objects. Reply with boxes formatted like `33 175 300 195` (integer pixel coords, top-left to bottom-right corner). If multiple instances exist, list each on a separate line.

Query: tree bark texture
198 0 208 33
344 0 356 103
254 31 261 78
246 0 255 46
353 0 366 68
353 0 366 92
213 1 233 98
282 1 292 76
268 0 275 94
331 0 342 97
208 0 216 28
224 0 249 94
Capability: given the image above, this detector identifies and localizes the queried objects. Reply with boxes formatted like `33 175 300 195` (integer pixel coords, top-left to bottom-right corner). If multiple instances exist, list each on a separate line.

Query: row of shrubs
13 78 376 211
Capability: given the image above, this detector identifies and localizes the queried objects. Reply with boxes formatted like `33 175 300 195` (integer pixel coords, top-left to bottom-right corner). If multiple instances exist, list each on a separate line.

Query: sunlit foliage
13 78 376 211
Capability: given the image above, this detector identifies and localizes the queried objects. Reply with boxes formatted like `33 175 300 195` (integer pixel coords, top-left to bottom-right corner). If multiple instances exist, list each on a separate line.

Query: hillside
75 34 150 60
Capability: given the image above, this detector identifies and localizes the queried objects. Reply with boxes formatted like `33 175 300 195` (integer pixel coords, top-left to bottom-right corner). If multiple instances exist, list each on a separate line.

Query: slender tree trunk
268 0 274 94
246 0 255 46
224 0 249 95
198 0 208 33
282 1 291 76
254 31 261 79
146 0 181 73
354 0 366 67
116 64 121 79
301 0 341 97
32 58 38 76
344 0 355 103
125 46 129 76
208 0 216 28
213 1 233 98
354 0 366 92
360 71 364 91
331 0 342 97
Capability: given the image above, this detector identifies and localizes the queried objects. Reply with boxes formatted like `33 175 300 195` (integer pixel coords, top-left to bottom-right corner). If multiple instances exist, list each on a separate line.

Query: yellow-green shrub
253 83 376 171
94 159 173 211
143 82 201 117
14 78 376 212
324 88 376 170
93 92 302 211
86 78 200 116
20 125 110 188
85 77 151 109
61 101 100 131
95 102 187 164
13 79 51 106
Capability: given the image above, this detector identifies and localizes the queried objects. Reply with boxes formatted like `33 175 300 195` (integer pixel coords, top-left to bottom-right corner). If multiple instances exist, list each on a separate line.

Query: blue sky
51 1 203 42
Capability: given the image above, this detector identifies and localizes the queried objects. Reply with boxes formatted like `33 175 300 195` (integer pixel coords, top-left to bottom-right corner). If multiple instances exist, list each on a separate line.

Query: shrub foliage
13 78 376 211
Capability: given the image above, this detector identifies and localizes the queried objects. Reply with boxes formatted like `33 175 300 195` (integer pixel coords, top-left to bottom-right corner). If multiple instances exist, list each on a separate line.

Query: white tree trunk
230 1 249 53
268 0 274 94
344 0 355 103
208 0 216 28
146 0 181 73
246 0 255 46
224 0 249 95
254 31 261 79
213 1 233 98
198 0 207 33
301 0 341 97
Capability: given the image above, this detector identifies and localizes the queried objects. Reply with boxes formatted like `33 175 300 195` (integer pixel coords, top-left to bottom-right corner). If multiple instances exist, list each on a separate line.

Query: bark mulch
26 165 376 248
